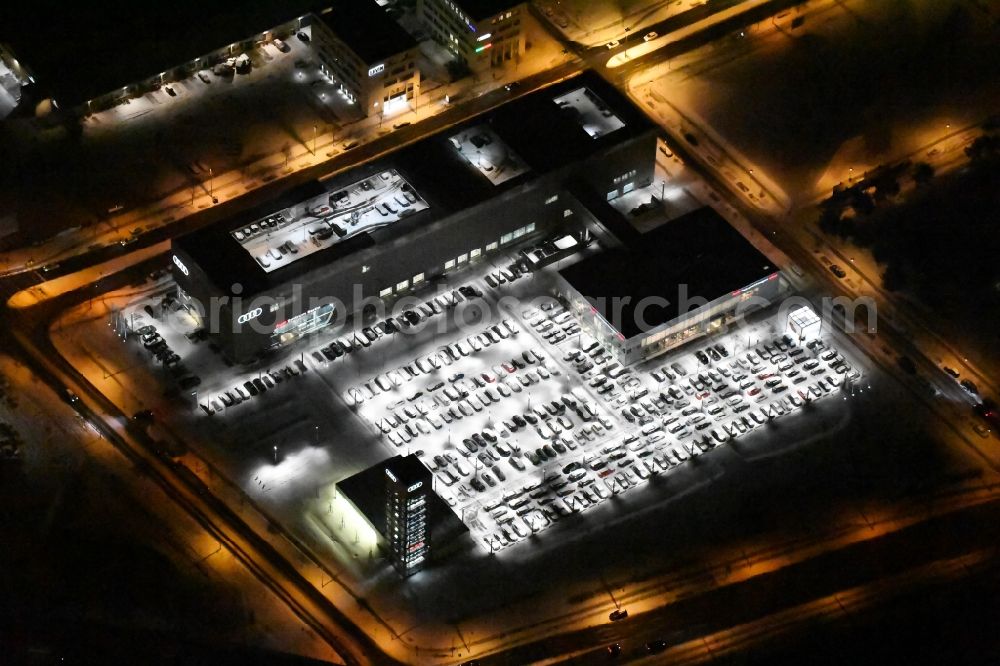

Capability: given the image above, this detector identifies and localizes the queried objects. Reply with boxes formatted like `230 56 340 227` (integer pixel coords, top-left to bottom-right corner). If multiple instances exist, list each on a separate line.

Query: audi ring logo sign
407 481 423 492
172 255 189 276
237 308 263 325
368 63 384 77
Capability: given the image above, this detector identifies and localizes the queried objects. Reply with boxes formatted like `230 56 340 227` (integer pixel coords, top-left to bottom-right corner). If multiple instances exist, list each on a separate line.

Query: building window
607 189 618 201
486 241 498 251
379 287 392 298
501 232 514 245
457 253 468 263
545 194 558 204
412 272 424 285
470 248 481 259
525 222 536 233
563 209 573 217
623 182 635 194
396 279 409 291
445 259 456 269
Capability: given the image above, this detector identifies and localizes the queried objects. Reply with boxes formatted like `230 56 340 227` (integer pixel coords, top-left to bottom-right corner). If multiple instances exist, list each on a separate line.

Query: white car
643 31 658 42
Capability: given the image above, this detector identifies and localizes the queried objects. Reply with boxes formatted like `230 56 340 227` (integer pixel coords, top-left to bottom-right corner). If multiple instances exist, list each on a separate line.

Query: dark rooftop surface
172 70 656 297
315 1 416 64
1 0 315 107
385 454 432 486
336 456 467 551
559 207 777 339
455 0 524 22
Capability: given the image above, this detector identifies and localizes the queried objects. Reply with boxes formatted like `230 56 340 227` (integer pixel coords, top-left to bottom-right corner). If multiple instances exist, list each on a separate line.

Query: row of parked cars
346 318 521 407
433 387 616 500
314 284 484 366
483 264 528 289
135 324 200 391
199 359 308 415
375 346 556 450
523 300 581 346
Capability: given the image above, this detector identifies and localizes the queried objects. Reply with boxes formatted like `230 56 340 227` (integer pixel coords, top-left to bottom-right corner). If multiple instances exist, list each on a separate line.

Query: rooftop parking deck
232 169 428 272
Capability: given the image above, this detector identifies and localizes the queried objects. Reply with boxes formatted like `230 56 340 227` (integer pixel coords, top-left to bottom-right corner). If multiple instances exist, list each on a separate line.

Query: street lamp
209 167 218 204
312 124 317 155
273 445 278 464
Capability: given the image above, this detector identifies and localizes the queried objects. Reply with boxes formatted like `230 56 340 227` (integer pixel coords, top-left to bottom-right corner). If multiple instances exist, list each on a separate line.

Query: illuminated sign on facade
407 481 423 492
368 63 384 77
172 255 189 276
237 307 263 324
385 468 398 482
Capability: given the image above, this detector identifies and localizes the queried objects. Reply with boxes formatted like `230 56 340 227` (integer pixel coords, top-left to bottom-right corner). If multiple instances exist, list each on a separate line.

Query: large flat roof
558 207 778 340
173 71 656 296
336 456 466 547
315 1 417 64
3 0 315 107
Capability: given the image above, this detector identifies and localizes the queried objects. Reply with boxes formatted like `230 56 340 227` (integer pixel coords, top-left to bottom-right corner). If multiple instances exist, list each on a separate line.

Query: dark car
960 379 979 396
244 381 259 396
296 31 310 43
362 327 378 341
645 639 668 654
829 264 847 278
609 608 628 622
695 350 709 365
606 643 622 658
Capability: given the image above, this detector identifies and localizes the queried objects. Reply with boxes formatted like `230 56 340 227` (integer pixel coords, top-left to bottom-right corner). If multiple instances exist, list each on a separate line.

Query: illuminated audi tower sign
384 455 432 576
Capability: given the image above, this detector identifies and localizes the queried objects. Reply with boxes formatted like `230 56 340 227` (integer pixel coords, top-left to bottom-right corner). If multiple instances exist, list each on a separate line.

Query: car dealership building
556 206 785 366
171 71 661 362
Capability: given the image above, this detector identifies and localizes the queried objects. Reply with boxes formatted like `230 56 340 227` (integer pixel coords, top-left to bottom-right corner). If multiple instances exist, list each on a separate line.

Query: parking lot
337 256 866 552
84 227 868 563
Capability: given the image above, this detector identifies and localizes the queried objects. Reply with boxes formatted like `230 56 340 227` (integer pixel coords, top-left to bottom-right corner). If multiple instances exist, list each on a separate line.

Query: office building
417 0 533 72
310 1 421 115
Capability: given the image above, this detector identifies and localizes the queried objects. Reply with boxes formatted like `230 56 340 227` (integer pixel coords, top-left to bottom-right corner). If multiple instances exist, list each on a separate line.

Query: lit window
564 209 573 217
525 222 536 233
396 279 409 291
379 287 392 298
457 253 468 263
445 259 455 269
545 194 558 204
501 232 514 244
486 241 498 251
412 272 424 285
470 248 481 258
